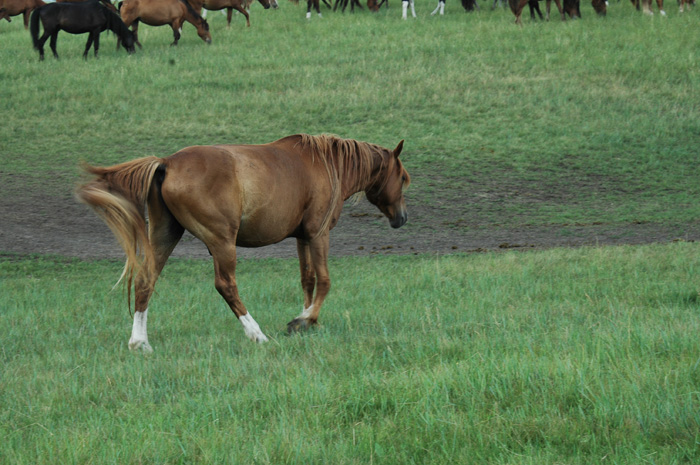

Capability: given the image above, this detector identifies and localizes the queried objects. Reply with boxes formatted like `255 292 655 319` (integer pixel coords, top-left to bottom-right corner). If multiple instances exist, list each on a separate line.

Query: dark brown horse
0 0 45 29
30 0 135 60
191 0 276 28
76 134 410 351
119 0 211 47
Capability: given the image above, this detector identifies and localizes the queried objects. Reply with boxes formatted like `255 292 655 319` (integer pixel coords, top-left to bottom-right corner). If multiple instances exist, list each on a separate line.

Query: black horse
30 0 135 60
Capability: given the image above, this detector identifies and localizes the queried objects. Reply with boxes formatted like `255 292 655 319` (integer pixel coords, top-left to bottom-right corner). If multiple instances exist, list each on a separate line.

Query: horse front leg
83 32 96 59
212 244 268 343
287 233 331 333
233 5 249 26
170 21 182 46
294 238 316 314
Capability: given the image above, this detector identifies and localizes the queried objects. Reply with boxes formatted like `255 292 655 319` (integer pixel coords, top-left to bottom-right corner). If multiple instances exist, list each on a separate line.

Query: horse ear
393 140 404 158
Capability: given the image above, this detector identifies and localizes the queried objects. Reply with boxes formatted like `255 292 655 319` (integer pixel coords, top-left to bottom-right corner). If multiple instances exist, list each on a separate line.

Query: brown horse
76 134 410 351
0 0 44 29
191 0 276 28
119 0 211 47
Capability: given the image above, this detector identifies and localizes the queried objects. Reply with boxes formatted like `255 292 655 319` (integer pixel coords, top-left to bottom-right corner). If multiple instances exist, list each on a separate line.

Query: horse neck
180 0 204 25
105 11 126 36
337 145 386 200
188 0 204 9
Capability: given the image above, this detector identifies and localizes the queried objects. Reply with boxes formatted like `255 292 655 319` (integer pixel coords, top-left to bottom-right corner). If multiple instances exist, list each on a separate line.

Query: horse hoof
287 318 315 334
128 339 153 353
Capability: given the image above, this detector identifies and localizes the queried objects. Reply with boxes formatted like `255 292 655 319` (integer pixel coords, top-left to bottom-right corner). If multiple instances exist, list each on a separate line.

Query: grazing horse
76 134 410 351
189 0 276 28
119 0 211 47
0 0 45 29
30 0 135 60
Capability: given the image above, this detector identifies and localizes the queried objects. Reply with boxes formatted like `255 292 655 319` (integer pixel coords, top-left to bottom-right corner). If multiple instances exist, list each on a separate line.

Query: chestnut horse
119 0 211 47
191 0 276 28
0 0 45 29
76 134 410 351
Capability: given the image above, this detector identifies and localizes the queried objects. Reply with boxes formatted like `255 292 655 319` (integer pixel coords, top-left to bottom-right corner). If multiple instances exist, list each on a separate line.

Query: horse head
122 29 136 54
196 17 211 43
365 141 410 229
259 0 278 9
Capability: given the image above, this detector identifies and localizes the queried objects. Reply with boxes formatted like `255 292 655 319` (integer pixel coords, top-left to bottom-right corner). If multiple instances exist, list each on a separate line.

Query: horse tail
30 6 42 49
76 157 163 308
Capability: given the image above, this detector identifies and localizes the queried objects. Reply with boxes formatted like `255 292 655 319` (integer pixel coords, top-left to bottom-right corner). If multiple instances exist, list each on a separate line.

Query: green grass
1 3 700 229
2 4 700 463
2 243 700 463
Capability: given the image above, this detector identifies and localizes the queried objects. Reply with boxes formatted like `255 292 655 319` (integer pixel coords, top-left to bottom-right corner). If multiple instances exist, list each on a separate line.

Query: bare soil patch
1 171 698 261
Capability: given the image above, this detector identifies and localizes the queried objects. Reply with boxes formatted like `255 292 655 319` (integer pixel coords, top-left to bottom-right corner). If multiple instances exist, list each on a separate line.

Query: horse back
158 144 328 247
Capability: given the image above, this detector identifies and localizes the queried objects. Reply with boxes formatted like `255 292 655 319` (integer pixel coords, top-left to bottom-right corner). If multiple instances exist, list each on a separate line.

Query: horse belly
235 211 303 247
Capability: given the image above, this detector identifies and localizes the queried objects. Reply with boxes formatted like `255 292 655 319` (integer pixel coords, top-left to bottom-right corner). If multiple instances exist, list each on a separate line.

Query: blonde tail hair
75 156 162 310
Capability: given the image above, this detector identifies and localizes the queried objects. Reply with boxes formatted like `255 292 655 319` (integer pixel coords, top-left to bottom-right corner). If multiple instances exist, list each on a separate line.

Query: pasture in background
2 243 699 463
0 2 699 237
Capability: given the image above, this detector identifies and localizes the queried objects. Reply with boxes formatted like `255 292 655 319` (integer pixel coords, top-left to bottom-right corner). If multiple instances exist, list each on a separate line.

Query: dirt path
2 177 698 261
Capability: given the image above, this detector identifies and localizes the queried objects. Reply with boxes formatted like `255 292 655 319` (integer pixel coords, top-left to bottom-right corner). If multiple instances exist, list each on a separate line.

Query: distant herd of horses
0 0 693 60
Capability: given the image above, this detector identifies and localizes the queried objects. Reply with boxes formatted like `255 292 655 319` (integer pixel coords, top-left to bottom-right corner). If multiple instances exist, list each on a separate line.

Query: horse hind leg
128 190 185 352
49 32 59 59
170 22 182 46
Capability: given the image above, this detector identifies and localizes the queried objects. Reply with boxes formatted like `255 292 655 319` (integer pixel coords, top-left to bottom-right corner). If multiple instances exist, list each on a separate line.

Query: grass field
2 243 700 463
2 1 700 463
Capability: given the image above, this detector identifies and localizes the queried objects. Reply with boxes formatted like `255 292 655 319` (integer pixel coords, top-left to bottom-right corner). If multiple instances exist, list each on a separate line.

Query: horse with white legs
76 134 410 351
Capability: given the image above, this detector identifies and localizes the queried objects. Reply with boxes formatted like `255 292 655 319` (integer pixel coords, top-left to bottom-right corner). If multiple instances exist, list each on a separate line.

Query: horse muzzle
389 209 408 229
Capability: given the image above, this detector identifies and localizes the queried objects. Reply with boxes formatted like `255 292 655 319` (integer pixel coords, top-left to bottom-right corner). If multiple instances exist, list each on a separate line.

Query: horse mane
296 134 390 234
179 0 208 25
103 3 130 35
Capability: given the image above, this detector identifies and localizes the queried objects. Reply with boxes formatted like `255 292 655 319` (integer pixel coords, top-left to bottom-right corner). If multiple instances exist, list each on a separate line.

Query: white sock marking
240 313 268 343
129 308 153 353
298 304 315 320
